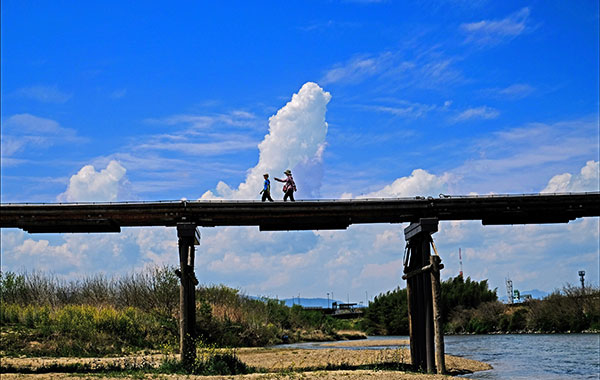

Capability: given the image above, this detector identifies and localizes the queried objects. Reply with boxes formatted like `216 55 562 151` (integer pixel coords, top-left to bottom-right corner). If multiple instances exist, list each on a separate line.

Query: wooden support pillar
430 254 446 374
403 218 438 373
421 235 435 372
177 222 200 369
405 271 415 361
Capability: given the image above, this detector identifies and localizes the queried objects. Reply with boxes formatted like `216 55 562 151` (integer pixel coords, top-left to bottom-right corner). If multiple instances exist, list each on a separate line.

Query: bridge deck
1 192 598 233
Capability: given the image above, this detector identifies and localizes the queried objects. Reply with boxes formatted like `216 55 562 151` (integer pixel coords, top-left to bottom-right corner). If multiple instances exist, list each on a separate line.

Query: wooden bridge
1 192 599 373
2 192 597 232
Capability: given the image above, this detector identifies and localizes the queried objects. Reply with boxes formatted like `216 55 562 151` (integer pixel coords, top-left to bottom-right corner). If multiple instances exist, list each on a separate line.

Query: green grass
0 304 178 357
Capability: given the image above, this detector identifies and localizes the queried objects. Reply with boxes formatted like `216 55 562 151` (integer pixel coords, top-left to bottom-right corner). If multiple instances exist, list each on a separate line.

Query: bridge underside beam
24 220 121 233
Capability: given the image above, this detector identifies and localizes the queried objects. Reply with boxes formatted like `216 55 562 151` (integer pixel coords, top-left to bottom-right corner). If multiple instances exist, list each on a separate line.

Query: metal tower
506 277 513 304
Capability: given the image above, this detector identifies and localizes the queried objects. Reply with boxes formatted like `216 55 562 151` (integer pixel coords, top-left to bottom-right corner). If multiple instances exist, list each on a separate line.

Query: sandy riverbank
1 343 491 379
236 346 490 374
0 371 465 380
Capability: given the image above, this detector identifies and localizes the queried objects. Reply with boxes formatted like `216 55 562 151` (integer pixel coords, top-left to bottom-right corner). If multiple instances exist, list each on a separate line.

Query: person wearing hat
260 173 274 202
274 169 297 202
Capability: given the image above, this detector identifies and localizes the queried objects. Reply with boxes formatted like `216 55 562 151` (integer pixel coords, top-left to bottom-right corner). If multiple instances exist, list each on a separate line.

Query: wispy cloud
48 110 269 200
135 138 259 156
461 7 531 46
321 48 463 90
298 20 360 32
12 85 71 103
136 110 263 156
452 106 500 122
484 83 536 100
321 53 394 85
451 117 599 193
1 114 86 159
371 104 436 118
498 83 535 98
361 98 451 119
146 110 260 132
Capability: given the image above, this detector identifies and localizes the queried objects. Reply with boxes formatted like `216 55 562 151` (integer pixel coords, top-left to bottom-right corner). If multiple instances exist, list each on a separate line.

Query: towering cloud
201 82 331 200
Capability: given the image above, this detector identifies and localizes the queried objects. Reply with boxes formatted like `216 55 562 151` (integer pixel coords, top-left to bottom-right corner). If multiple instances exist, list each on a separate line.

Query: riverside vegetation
0 267 358 359
2 265 490 378
362 275 600 335
3 267 590 377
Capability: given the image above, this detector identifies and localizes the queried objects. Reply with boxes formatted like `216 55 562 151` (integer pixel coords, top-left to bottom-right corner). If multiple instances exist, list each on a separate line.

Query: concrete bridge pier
176 222 200 368
403 218 445 374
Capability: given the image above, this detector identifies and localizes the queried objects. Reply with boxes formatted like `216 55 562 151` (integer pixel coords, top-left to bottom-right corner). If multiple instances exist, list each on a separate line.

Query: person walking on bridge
260 173 274 202
274 169 296 202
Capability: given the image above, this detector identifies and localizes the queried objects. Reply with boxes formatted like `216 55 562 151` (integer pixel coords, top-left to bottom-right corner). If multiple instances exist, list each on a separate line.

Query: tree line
361 275 599 335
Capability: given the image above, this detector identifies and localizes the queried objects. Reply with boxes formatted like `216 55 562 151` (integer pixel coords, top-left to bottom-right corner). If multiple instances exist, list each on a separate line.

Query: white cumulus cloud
362 169 452 198
58 160 128 202
201 82 331 200
542 160 599 193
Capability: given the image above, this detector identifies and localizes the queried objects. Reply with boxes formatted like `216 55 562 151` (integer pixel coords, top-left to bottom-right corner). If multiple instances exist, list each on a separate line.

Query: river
446 334 599 379
279 334 600 379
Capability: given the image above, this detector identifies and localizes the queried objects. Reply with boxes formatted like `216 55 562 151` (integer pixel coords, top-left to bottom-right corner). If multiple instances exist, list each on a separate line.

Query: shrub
508 308 528 331
361 287 408 335
527 285 599 333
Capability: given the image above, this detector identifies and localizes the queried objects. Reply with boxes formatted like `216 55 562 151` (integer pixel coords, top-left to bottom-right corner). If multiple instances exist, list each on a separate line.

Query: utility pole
579 271 586 291
458 248 463 278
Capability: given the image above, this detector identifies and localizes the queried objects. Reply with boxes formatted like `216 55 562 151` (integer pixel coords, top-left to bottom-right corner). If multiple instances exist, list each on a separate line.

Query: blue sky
1 1 599 302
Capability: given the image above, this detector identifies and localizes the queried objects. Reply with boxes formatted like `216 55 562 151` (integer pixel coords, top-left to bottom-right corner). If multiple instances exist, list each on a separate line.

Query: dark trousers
262 191 274 202
283 189 295 202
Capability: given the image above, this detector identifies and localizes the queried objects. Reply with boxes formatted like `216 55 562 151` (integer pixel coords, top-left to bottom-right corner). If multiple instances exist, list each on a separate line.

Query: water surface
445 334 599 379
277 334 600 379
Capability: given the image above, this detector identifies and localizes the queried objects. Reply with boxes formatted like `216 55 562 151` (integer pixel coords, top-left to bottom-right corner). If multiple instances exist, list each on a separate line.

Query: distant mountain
282 297 344 308
521 289 548 299
245 296 366 308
